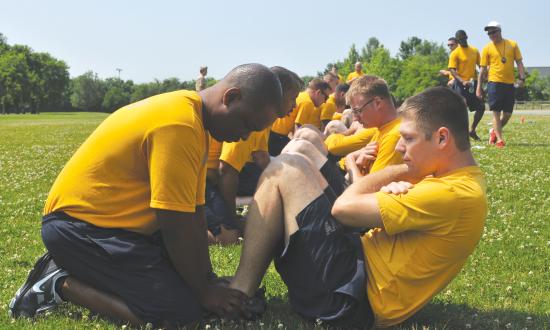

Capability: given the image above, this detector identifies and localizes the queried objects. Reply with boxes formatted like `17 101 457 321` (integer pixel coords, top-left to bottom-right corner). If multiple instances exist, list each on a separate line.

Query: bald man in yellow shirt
346 62 364 83
228 86 487 327
10 64 284 327
448 30 485 141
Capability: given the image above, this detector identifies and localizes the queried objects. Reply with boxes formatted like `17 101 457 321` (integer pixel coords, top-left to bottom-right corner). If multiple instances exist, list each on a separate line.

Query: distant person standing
346 62 364 84
330 66 343 83
196 66 208 91
439 37 458 87
448 30 485 141
477 21 525 148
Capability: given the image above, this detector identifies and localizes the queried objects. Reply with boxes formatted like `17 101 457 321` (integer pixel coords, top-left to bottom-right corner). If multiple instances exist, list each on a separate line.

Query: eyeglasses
487 29 500 35
351 98 376 115
447 43 457 47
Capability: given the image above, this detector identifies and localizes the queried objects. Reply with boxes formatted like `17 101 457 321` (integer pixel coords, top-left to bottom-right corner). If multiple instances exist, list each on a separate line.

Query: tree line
1 33 549 114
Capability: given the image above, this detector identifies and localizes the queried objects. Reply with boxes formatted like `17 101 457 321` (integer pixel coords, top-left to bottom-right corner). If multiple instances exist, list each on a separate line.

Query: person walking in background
196 66 208 91
448 30 485 141
440 37 458 87
477 21 526 148
346 62 364 84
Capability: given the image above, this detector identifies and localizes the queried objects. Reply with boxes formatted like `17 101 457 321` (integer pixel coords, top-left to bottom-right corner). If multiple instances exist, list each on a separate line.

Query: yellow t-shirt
44 90 208 235
448 45 480 81
369 117 403 173
294 91 320 128
325 128 377 156
363 166 487 327
480 39 522 84
332 112 343 121
271 105 299 136
220 128 270 172
320 94 338 121
207 136 223 170
346 71 364 83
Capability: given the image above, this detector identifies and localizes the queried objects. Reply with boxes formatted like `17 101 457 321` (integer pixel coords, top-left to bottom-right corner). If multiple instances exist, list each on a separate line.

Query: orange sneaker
488 128 497 145
495 140 505 148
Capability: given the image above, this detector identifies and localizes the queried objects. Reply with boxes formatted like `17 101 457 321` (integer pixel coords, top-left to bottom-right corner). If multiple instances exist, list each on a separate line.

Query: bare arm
332 164 410 228
156 208 246 315
516 59 526 87
476 66 488 99
449 68 463 85
252 151 270 170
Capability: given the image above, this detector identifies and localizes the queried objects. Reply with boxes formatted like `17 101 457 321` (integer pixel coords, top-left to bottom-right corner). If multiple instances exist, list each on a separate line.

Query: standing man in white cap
476 21 526 148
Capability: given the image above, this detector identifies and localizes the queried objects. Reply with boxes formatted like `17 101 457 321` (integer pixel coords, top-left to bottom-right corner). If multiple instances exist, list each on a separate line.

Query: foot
469 131 481 141
241 287 267 320
9 252 68 318
488 128 497 145
495 140 506 148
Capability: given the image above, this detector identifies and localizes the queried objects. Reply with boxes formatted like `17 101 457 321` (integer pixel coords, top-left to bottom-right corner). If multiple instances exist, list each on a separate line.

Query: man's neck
434 150 477 177
376 104 398 129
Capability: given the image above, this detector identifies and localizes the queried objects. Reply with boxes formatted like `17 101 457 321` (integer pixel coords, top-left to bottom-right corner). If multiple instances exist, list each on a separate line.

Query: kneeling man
229 86 487 327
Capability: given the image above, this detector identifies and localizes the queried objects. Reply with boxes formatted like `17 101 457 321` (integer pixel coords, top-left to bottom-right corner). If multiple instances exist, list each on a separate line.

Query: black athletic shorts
41 212 202 326
451 80 485 112
274 188 372 326
237 162 263 196
487 81 515 113
205 179 241 235
320 160 346 197
268 131 290 156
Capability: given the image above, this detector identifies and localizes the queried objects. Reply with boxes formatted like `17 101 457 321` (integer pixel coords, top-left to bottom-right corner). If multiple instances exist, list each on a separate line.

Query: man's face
210 91 278 142
312 88 330 107
447 41 458 51
355 63 362 72
487 28 501 42
395 117 438 177
279 88 300 118
324 77 338 91
349 94 377 128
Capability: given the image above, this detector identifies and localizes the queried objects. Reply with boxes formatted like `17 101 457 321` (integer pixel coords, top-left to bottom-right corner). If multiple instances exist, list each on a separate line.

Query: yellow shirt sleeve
375 179 459 235
369 131 402 173
220 139 252 172
448 50 458 70
325 128 377 156
513 41 522 61
147 124 204 212
320 97 337 121
480 45 489 67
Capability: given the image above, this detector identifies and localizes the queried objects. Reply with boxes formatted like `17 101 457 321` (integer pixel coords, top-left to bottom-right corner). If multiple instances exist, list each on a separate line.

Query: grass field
1 112 549 329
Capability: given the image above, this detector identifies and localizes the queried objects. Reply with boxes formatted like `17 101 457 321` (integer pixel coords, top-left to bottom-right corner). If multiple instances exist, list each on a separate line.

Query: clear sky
1 0 548 82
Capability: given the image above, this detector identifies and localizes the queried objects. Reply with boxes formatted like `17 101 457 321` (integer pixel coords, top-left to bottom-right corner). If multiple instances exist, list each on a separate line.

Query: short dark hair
224 63 282 112
448 37 458 43
308 78 331 92
455 30 467 39
335 83 350 94
399 86 470 151
270 66 303 93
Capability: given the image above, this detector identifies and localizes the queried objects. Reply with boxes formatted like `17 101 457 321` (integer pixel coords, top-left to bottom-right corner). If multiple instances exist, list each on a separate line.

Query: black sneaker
242 287 267 320
9 252 68 318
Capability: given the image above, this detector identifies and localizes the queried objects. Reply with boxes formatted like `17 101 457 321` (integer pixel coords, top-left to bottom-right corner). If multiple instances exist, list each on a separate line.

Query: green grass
1 112 549 329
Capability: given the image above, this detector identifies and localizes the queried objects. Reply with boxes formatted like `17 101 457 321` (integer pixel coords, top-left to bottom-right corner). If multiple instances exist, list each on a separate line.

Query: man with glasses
440 37 458 87
342 76 402 183
448 30 485 141
476 21 526 148
294 78 332 130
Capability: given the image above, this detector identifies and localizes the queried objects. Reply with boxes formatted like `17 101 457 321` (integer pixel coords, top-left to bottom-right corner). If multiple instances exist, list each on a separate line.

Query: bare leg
282 139 327 170
501 112 513 128
229 154 328 296
470 109 484 133
293 126 328 155
492 111 504 142
61 276 142 327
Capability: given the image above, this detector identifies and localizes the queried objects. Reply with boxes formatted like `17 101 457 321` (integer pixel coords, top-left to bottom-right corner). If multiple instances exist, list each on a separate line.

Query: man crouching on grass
228 86 488 327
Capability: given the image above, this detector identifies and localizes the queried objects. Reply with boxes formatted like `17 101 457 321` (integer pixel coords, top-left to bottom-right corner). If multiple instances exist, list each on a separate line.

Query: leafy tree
394 54 446 102
341 44 361 79
70 71 106 112
361 37 382 63
363 47 402 93
102 78 133 112
0 51 30 114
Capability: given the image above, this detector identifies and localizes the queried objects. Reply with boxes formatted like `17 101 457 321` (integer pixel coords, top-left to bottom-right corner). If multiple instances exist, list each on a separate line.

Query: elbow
331 198 349 225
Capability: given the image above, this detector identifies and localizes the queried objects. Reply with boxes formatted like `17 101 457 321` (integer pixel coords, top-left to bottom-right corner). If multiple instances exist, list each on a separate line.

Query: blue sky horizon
2 0 548 83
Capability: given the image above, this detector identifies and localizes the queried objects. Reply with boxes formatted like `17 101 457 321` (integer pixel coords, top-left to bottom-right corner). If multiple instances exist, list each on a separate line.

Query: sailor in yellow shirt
346 61 364 83
341 76 403 182
294 78 331 129
448 30 486 141
225 86 486 327
205 66 303 246
11 64 284 326
319 72 340 130
330 65 344 83
477 21 526 148
439 37 458 87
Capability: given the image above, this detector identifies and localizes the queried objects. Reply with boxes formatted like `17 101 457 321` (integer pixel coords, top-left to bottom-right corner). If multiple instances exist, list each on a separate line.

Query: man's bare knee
324 120 347 135
293 128 327 155
281 139 327 169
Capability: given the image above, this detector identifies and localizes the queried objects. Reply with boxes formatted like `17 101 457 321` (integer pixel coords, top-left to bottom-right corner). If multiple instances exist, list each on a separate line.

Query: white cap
484 21 501 31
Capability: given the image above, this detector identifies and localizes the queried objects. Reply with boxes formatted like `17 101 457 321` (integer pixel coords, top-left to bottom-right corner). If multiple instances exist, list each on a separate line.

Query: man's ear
437 127 450 148
222 87 241 106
